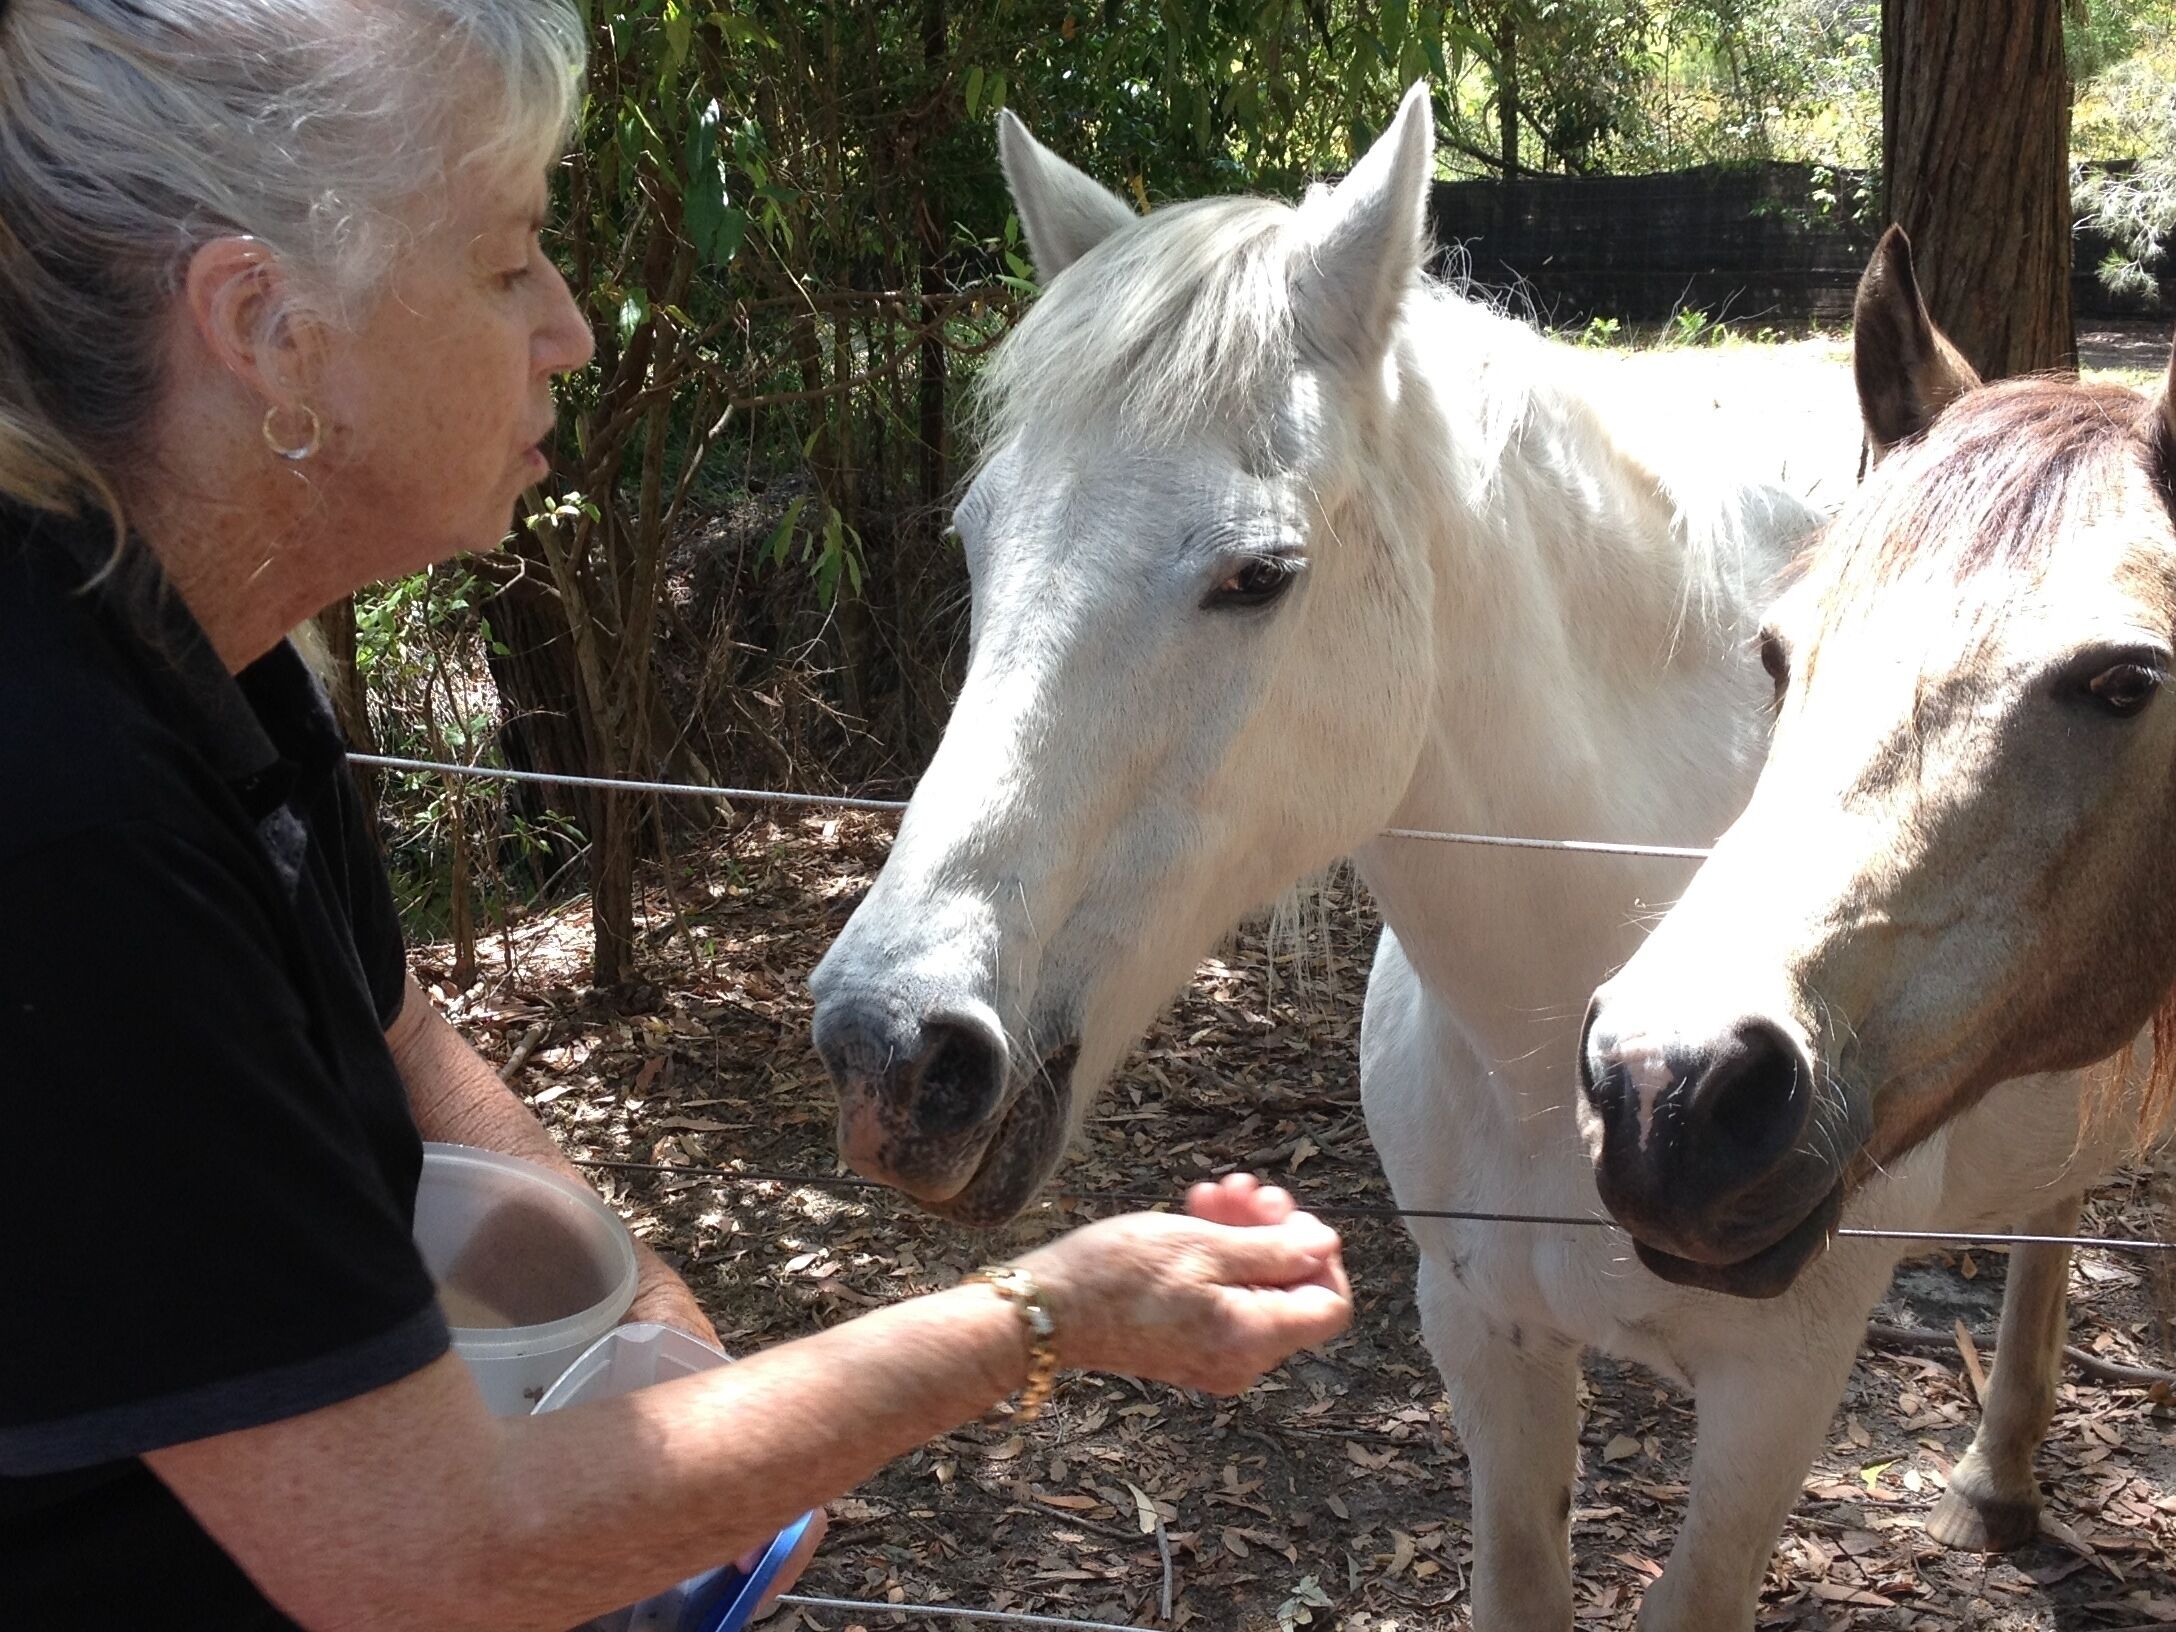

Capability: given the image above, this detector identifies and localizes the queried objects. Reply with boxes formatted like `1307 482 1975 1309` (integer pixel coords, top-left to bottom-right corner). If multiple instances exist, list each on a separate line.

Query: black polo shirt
0 504 449 1627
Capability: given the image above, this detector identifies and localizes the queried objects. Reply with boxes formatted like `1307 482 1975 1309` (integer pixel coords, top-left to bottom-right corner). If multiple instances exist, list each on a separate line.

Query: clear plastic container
412 1142 638 1416
534 1322 819 1632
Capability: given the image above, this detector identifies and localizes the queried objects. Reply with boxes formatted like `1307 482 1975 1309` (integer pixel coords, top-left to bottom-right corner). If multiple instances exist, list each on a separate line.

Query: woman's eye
1203 556 1301 611
2086 661 2162 717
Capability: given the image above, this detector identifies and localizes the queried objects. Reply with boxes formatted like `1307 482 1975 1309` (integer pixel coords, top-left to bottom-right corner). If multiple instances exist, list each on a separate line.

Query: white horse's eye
1203 555 1302 611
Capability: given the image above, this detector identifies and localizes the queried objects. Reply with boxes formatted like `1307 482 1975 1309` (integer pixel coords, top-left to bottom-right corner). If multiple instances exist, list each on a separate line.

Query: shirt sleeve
0 820 447 1476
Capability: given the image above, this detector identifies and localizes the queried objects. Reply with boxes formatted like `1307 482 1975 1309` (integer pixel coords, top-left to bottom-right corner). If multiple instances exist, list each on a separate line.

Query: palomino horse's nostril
1691 1019 1811 1171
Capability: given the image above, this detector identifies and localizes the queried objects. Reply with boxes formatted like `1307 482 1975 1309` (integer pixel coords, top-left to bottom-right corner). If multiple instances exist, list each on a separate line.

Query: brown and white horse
1585 225 2176 1556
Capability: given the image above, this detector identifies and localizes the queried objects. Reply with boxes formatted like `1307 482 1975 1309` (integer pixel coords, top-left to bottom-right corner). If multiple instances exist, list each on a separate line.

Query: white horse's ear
1852 225 1980 462
998 110 1136 282
1292 82 1435 376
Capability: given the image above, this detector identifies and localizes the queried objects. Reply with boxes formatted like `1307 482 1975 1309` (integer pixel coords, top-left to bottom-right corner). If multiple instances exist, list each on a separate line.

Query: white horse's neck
1350 294 1817 1081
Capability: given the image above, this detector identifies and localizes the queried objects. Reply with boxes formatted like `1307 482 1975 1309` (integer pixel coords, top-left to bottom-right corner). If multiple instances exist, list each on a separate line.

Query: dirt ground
415 812 2176 1632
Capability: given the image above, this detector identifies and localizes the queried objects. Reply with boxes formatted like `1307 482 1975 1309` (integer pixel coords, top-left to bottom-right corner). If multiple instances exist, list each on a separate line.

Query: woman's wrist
936 1280 1038 1409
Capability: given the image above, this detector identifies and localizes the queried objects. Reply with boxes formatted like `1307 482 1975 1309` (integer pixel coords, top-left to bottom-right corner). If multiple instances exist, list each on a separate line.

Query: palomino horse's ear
2158 330 2176 455
1852 225 1980 462
997 110 1137 283
1291 82 1435 376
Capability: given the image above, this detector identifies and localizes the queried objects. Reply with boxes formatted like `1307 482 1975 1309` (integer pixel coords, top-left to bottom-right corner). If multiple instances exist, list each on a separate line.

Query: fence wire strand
777 1593 1158 1632
348 754 1716 858
570 1158 2176 1255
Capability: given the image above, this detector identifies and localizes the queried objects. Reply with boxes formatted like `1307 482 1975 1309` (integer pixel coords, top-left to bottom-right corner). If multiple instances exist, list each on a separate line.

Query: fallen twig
1866 1321 2176 1389
497 1020 548 1083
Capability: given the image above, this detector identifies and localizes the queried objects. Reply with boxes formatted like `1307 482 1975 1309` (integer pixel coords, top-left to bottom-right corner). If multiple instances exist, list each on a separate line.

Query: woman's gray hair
0 0 587 525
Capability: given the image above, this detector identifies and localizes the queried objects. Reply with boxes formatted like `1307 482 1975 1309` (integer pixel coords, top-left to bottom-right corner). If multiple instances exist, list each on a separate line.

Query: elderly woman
0 3 1353 1628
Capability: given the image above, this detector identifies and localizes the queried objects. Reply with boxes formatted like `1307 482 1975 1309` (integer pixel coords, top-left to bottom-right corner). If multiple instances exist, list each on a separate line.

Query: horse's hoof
1925 1479 2041 1552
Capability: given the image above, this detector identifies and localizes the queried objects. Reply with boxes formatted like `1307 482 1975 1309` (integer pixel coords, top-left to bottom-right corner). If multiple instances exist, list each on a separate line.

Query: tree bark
312 596 380 826
1881 0 2074 378
474 539 604 860
1496 10 1519 181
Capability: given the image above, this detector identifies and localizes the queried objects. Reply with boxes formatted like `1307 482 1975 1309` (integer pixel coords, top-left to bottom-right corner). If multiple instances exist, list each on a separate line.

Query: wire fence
366 751 2175 1632
348 751 2174 1258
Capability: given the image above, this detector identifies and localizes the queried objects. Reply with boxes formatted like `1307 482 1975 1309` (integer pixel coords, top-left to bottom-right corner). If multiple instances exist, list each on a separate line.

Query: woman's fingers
751 1508 829 1620
1200 1213 1343 1284
1186 1172 1299 1228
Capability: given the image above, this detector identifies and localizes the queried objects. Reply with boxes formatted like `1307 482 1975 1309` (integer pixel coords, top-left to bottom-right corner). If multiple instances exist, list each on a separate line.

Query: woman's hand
1018 1173 1351 1396
623 1243 721 1348
737 1508 829 1622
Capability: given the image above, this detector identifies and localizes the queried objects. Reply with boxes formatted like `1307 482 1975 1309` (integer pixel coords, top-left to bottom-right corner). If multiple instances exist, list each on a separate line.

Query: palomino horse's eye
1757 631 1790 707
2086 661 2163 717
1203 555 1302 611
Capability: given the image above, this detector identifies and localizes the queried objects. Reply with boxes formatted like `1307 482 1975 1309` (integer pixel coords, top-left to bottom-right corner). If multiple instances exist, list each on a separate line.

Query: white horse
811 87 1874 1629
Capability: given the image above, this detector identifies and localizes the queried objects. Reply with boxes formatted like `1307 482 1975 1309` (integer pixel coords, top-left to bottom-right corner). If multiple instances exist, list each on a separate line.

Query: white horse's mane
975 190 1831 631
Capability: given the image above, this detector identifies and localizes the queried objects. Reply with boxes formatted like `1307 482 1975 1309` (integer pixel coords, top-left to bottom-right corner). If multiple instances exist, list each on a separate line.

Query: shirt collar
14 502 344 818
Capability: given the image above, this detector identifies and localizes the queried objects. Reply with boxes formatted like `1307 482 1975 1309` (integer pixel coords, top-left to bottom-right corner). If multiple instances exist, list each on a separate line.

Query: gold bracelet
966 1263 1059 1422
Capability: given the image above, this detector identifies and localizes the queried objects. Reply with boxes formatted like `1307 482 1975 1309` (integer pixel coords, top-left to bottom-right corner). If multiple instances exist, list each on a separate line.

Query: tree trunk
1496 10 1519 181
1881 0 2074 377
474 539 603 863
312 596 381 829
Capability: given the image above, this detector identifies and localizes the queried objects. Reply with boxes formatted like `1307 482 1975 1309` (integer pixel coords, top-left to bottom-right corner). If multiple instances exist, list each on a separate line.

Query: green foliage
2070 2 2176 298
1667 305 1721 346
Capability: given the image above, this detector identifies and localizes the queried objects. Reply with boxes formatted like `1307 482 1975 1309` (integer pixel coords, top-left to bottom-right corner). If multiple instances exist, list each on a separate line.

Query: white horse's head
810 88 1442 1222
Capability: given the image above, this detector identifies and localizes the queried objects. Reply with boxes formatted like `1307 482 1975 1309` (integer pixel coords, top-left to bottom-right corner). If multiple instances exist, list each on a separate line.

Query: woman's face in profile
311 145 595 582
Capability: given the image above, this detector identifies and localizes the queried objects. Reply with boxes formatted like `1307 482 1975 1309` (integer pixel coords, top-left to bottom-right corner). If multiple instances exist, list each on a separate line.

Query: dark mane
1812 377 2169 626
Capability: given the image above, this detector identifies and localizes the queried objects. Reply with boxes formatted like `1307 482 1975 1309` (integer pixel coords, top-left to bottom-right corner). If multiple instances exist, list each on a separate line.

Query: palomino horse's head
1581 227 2176 1297
810 88 1443 1222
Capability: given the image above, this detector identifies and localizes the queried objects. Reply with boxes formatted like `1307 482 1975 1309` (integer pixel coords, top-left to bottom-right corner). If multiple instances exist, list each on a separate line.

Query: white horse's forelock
976 196 1295 457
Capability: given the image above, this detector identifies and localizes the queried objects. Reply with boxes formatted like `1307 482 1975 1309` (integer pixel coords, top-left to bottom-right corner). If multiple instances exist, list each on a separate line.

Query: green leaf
682 98 743 267
965 65 985 117
664 4 692 71
765 496 808 569
617 287 651 343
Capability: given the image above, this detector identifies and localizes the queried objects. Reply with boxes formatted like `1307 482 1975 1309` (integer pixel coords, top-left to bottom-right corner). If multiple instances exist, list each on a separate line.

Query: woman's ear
180 237 324 410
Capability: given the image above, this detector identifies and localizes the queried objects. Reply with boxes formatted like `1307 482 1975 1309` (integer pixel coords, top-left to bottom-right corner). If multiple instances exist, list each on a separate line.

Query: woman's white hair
0 0 587 524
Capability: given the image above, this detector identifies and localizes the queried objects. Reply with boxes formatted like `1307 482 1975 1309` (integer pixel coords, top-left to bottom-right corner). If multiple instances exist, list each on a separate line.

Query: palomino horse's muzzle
1579 1003 1846 1298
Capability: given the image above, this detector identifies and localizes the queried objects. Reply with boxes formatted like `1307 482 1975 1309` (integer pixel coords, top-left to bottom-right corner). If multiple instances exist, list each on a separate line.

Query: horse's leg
1924 1192 2079 1551
1420 1252 1580 1632
1636 1321 1866 1632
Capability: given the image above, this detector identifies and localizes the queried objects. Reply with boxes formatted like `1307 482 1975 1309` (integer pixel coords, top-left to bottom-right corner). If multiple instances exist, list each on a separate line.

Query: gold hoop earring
262 404 322 463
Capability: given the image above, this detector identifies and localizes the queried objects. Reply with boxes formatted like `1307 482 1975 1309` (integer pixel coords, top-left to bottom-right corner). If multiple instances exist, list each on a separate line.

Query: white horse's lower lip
923 1043 1081 1226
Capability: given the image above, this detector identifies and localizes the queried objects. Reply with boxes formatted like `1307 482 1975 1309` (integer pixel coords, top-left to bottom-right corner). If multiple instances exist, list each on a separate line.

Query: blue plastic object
682 1510 819 1632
